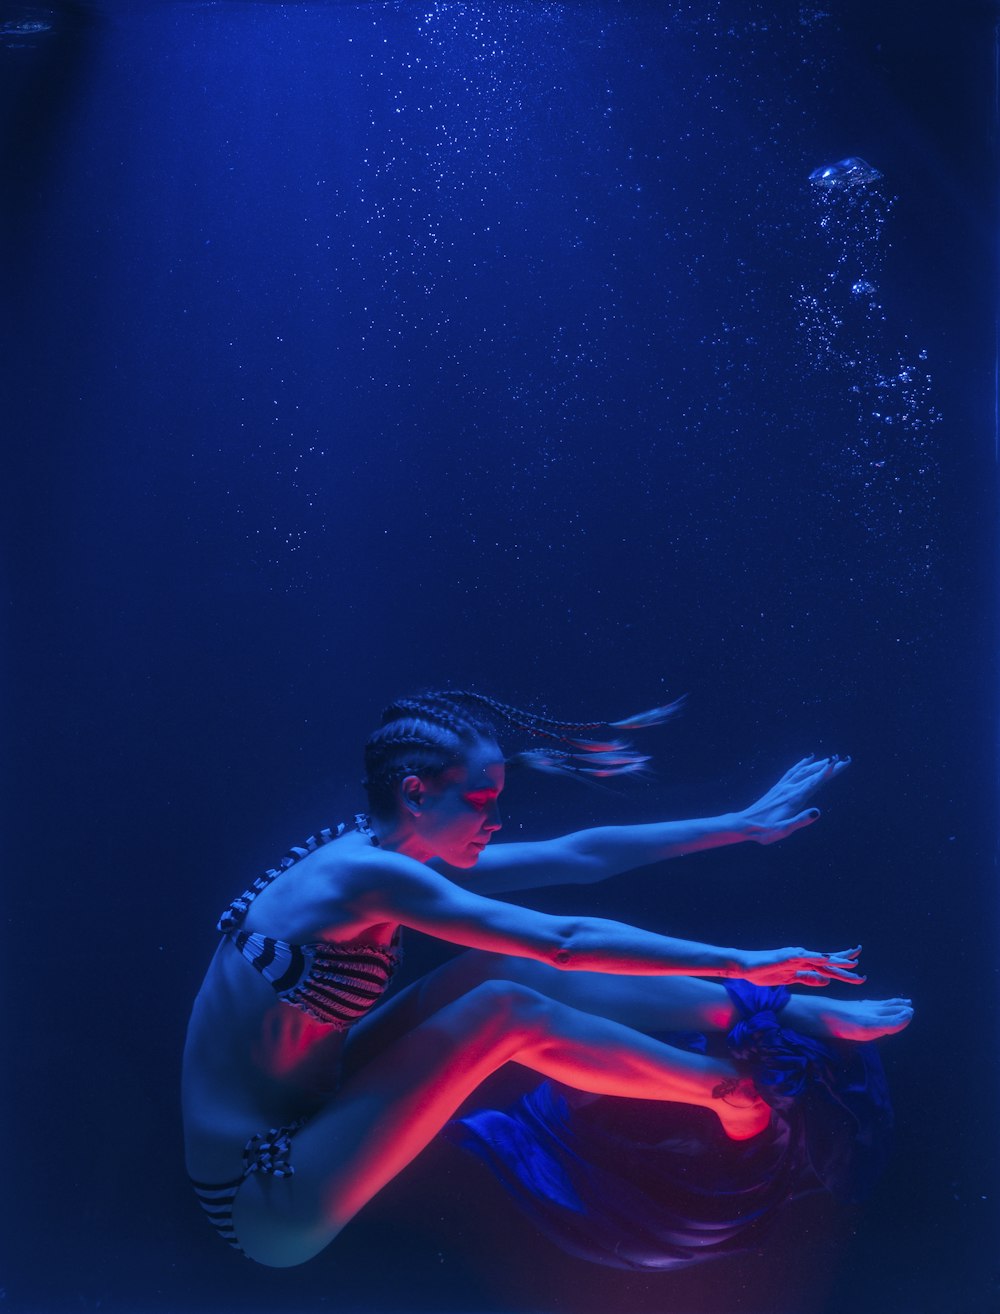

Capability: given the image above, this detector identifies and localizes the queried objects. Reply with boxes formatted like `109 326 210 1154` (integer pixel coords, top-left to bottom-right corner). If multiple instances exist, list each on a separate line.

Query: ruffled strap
216 819 384 933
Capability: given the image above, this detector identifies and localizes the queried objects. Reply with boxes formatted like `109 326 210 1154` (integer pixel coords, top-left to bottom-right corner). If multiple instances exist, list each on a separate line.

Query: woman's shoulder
311 830 420 880
241 835 421 941
312 837 431 905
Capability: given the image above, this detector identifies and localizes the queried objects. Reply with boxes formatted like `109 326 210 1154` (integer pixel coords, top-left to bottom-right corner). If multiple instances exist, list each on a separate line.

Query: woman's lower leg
500 985 769 1141
426 952 912 1045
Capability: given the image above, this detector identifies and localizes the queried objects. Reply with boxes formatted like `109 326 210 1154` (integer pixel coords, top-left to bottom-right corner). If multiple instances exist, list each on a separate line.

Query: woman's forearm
559 756 844 883
456 815 753 895
547 914 746 976
567 815 750 879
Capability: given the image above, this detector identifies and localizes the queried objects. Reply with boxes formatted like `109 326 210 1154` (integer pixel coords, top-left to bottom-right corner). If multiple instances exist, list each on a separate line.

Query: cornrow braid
434 690 686 752
362 706 492 817
362 690 684 813
440 690 609 738
382 695 497 742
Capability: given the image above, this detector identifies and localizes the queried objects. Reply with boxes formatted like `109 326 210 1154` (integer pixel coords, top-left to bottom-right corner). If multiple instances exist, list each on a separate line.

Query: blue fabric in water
448 981 893 1271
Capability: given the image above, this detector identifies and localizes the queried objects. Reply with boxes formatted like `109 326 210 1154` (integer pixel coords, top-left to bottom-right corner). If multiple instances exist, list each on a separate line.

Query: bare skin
183 739 910 1269
343 949 913 1082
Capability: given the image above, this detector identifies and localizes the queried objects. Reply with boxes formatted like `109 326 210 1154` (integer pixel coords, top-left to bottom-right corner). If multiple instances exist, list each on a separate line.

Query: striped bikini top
217 818 402 1030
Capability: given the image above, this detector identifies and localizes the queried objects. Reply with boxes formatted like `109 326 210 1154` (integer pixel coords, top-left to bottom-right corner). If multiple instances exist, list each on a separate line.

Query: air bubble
808 156 884 190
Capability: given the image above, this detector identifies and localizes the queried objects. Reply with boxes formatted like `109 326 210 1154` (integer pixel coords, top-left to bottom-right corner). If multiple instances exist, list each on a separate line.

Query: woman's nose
484 803 502 831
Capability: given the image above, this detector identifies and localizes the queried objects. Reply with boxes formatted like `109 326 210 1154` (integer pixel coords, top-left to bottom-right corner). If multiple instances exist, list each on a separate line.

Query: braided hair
362 690 685 816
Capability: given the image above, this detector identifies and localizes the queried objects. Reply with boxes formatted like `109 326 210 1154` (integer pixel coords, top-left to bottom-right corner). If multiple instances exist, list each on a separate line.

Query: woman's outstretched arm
441 754 850 894
349 848 864 987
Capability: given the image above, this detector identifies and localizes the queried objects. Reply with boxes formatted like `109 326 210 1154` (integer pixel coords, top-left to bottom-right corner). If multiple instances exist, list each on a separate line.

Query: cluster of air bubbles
661 2 832 39
808 156 883 190
0 8 54 46
797 6 833 30
795 156 941 596
337 3 565 328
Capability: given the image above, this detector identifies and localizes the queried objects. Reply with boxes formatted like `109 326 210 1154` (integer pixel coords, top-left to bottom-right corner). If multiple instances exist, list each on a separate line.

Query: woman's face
412 737 505 867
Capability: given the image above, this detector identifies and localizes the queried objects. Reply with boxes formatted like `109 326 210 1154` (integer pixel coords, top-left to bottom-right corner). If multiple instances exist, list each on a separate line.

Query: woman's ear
399 774 425 814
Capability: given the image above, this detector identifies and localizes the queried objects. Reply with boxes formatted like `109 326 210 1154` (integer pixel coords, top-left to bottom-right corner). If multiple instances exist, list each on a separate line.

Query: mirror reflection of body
182 691 911 1268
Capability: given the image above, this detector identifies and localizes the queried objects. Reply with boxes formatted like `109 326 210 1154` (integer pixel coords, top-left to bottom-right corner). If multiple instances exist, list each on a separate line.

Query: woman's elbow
541 920 584 969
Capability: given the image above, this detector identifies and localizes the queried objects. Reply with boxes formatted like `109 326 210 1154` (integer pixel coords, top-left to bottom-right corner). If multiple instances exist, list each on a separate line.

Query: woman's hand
737 945 865 987
739 754 850 845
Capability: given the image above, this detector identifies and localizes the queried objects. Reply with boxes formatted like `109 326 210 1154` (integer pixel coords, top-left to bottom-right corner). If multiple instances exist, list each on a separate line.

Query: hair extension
362 690 684 813
436 690 686 752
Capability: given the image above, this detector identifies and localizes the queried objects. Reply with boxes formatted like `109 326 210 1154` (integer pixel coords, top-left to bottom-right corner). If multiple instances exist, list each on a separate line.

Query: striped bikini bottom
192 1119 303 1256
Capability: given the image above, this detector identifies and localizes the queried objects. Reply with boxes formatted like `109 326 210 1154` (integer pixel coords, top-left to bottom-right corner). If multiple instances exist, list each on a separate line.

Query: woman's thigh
231 979 544 1267
343 950 736 1077
233 969 748 1266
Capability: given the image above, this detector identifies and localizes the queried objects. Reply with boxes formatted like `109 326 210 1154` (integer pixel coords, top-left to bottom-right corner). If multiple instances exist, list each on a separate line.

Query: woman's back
182 829 402 1183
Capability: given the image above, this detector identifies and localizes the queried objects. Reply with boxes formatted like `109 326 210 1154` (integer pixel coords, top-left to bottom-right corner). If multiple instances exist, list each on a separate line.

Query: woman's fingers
747 756 851 840
822 968 867 985
751 945 867 988
754 807 821 844
802 757 845 786
796 945 860 959
809 958 866 984
829 945 862 961
796 754 851 787
754 756 850 818
794 968 865 986
795 946 865 985
784 807 822 833
774 757 815 788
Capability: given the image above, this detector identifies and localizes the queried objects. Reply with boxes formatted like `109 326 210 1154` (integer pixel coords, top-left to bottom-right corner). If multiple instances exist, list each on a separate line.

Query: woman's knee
459 978 555 1040
455 950 555 993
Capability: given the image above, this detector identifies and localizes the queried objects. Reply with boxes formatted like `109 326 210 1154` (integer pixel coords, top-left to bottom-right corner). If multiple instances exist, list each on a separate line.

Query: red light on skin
706 1005 734 1030
252 1005 341 1087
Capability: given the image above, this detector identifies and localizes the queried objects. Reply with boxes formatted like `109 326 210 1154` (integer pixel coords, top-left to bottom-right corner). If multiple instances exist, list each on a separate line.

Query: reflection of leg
235 981 764 1267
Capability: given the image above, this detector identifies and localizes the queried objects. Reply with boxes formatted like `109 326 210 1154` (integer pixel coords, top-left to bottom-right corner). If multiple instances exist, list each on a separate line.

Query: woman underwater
182 691 912 1269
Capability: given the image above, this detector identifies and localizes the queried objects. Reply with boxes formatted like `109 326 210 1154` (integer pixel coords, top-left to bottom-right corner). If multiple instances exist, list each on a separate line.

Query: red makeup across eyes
465 790 500 808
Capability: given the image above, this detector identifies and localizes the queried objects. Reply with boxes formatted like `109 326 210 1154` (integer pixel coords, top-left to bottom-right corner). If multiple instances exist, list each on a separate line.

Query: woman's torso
182 827 400 1182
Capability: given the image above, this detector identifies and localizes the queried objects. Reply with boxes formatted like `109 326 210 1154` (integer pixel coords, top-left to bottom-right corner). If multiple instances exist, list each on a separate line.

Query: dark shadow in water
0 2 100 261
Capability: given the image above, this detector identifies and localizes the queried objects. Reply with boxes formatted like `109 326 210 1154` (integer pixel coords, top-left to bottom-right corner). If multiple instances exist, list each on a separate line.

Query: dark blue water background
3 0 997 1310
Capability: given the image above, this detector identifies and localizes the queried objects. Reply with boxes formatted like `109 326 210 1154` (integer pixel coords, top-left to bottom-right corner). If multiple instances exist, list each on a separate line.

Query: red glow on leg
706 1004 733 1029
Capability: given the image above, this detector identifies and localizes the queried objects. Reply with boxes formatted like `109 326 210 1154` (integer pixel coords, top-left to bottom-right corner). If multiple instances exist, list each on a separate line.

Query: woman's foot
711 1076 772 1141
784 994 914 1043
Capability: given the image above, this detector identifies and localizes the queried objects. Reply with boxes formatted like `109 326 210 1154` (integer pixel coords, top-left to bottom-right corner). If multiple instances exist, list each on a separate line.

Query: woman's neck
360 812 435 864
